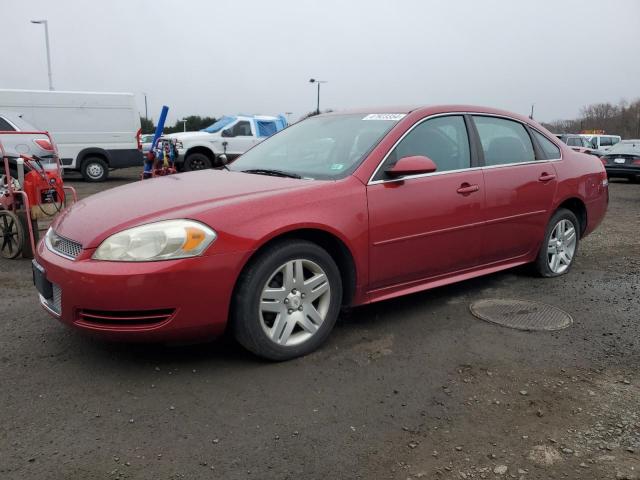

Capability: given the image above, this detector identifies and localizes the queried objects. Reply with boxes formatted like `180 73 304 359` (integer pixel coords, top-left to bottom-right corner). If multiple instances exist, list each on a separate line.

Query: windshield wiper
241 168 302 179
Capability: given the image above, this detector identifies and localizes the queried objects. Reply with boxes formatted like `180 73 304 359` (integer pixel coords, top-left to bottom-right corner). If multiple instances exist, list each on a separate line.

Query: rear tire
534 208 580 278
81 157 109 182
183 153 212 171
231 240 342 361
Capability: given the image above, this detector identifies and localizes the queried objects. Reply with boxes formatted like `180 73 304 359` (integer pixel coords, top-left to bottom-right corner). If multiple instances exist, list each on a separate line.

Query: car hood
52 170 312 248
164 131 218 142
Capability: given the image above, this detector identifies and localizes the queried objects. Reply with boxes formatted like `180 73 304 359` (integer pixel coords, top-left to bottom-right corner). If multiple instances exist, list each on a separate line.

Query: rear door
366 115 486 291
472 115 559 264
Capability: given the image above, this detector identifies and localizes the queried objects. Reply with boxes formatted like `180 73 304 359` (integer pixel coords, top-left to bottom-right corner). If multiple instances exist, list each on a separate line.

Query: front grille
41 284 62 315
49 231 83 259
76 309 175 327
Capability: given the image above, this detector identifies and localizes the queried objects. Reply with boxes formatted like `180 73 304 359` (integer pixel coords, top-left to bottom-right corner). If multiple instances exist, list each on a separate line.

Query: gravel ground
1 168 639 480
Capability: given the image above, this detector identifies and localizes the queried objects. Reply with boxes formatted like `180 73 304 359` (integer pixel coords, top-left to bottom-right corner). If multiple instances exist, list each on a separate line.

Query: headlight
175 140 183 149
92 220 216 262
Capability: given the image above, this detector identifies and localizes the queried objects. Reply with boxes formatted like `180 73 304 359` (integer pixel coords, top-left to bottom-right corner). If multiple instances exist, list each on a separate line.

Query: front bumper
35 240 248 342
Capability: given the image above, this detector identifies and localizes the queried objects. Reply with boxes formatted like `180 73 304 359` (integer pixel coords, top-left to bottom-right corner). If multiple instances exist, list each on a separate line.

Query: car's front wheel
534 208 580 277
232 240 342 361
183 153 212 171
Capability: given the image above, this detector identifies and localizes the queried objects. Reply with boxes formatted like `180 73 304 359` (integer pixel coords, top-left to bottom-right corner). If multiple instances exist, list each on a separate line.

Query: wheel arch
555 197 588 236
77 148 110 168
234 227 358 308
185 146 216 162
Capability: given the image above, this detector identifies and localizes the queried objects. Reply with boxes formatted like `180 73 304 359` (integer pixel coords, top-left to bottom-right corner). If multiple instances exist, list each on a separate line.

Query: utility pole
31 20 54 90
143 93 148 121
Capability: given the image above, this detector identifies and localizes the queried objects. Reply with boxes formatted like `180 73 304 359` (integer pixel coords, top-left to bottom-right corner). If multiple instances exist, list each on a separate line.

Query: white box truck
0 89 143 181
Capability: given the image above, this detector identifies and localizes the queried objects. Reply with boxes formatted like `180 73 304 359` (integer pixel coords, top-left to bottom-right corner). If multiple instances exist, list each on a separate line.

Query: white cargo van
0 89 142 181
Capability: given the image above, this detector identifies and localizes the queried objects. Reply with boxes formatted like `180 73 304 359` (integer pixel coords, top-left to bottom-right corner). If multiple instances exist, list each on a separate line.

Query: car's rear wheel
534 208 580 277
183 153 212 171
232 240 342 361
81 157 109 182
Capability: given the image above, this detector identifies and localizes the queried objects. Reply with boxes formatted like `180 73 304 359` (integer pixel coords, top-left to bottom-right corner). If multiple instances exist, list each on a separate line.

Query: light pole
182 119 187 132
31 20 54 91
142 92 148 121
309 78 327 115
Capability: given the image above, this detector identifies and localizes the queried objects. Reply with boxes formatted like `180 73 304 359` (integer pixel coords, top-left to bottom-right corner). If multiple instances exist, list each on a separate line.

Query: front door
222 120 256 156
367 115 485 291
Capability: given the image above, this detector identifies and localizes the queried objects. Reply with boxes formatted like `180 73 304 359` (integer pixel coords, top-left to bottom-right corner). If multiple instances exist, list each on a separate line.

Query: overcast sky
2 0 639 124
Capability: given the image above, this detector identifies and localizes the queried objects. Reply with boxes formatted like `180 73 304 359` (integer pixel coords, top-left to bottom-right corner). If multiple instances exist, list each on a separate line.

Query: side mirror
221 129 233 138
217 154 228 165
385 155 437 177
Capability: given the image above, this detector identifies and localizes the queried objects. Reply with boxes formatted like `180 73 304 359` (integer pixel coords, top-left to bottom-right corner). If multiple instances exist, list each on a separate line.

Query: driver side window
377 115 470 180
224 120 252 137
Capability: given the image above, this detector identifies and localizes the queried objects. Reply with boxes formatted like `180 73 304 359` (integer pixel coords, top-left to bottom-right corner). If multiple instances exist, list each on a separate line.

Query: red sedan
33 106 608 360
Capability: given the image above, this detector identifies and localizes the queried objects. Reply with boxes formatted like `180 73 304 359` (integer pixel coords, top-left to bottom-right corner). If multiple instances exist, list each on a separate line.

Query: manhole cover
469 299 572 331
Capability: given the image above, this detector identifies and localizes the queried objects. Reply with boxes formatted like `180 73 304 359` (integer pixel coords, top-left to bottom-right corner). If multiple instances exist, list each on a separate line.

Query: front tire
183 153 212 171
534 208 580 277
231 240 343 361
81 157 109 182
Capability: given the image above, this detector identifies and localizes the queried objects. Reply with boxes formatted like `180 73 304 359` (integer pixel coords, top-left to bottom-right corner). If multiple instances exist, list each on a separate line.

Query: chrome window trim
367 111 564 185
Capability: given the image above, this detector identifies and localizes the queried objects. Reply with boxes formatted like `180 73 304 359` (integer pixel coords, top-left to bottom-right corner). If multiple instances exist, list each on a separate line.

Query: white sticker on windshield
362 113 406 121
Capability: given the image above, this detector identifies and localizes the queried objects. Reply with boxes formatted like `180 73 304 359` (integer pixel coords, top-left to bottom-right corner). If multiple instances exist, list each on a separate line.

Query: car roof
322 105 535 124
0 111 39 131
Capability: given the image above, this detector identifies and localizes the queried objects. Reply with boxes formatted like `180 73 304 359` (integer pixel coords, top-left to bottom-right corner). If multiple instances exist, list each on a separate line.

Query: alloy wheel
259 259 331 347
547 219 577 274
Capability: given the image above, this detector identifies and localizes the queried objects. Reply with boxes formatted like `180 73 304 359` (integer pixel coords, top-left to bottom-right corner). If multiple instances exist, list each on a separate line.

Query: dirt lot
1 168 639 480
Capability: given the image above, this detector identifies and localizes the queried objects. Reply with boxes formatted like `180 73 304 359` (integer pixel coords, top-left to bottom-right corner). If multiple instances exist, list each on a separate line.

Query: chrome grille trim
40 283 61 316
46 230 83 260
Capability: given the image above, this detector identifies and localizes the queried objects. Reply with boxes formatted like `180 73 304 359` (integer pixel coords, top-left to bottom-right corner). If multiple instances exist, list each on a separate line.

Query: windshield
202 115 236 133
229 114 400 180
607 141 640 155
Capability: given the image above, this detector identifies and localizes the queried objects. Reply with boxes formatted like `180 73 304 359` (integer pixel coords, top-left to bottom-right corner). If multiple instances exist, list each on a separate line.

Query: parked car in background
600 139 640 182
33 105 608 360
141 134 155 155
0 89 143 182
555 134 594 154
0 112 58 169
164 114 288 171
581 134 621 152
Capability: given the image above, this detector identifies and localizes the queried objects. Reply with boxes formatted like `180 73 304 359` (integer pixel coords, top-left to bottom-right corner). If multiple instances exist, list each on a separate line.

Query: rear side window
0 117 16 131
473 116 535 166
612 137 620 145
567 137 581 147
532 130 561 159
600 136 613 147
382 115 470 176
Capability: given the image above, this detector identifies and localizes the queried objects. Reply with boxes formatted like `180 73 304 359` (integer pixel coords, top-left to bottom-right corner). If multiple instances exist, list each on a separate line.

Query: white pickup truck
165 114 288 171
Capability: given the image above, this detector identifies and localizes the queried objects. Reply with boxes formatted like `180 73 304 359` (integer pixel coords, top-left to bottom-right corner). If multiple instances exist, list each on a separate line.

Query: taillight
34 138 53 151
600 156 607 165
136 128 142 151
633 159 640 166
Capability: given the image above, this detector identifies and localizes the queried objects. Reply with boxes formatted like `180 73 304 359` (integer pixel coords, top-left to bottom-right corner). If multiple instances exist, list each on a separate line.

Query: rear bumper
34 240 248 343
605 166 640 178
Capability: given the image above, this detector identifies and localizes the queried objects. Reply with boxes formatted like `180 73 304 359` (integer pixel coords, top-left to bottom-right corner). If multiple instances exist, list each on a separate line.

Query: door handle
456 183 479 194
538 172 556 182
